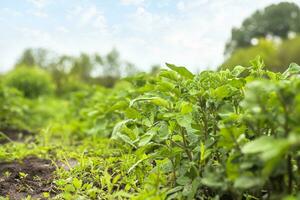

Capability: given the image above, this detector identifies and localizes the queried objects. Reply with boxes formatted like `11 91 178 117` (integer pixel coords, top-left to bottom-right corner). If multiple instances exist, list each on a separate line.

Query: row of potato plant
82 58 300 199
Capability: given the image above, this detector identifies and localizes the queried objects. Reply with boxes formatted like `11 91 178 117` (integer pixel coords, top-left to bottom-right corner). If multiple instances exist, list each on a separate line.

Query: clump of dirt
0 129 34 144
0 157 56 200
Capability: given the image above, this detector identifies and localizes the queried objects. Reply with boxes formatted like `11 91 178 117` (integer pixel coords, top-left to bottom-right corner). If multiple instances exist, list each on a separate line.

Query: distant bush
221 39 281 71
221 36 300 72
0 84 27 130
4 67 55 98
56 77 90 97
0 83 63 131
278 36 300 67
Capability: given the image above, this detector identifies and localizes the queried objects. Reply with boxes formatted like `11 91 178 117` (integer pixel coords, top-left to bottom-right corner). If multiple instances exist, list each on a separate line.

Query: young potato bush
96 59 300 199
4 66 55 98
72 75 155 137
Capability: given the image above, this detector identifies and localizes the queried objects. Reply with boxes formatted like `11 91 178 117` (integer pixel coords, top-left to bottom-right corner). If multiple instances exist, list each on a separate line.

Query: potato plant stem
180 127 193 162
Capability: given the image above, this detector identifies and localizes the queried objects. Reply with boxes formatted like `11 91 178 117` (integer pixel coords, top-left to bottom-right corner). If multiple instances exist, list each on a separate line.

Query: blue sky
1 0 300 72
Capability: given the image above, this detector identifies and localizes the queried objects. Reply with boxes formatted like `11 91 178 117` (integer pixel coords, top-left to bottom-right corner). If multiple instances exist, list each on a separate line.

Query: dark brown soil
0 129 34 144
0 157 56 200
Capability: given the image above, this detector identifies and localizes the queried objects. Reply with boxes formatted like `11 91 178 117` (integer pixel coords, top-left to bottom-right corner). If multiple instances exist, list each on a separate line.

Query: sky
0 0 300 73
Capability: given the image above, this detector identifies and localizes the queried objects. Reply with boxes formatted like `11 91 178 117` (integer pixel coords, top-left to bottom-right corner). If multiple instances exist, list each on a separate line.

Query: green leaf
138 130 156 147
182 183 192 197
109 100 128 111
283 63 300 78
65 184 75 192
112 174 121 184
166 63 194 79
176 176 191 185
176 113 193 128
118 133 137 148
242 135 290 176
125 108 141 119
172 135 183 142
111 119 133 139
212 85 232 100
234 176 263 189
159 70 179 81
130 97 169 108
166 186 183 195
151 97 170 108
201 175 223 188
242 136 287 155
128 154 149 173
231 65 245 77
242 136 274 154
180 101 193 114
111 120 137 148
156 81 175 92
72 178 82 189
250 56 265 70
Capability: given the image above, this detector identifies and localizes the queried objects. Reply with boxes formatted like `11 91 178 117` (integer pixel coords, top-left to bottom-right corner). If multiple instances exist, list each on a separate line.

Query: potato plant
109 59 300 199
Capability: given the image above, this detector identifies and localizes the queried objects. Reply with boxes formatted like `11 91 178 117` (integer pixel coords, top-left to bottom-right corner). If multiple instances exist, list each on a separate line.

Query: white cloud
32 10 48 18
26 0 49 19
114 3 223 70
67 5 107 32
16 27 52 41
27 0 49 8
1 8 23 17
56 26 69 33
176 1 185 11
120 0 145 6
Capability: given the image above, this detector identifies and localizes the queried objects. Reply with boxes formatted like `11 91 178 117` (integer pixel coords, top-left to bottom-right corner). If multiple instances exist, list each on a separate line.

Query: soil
0 129 34 144
0 156 57 200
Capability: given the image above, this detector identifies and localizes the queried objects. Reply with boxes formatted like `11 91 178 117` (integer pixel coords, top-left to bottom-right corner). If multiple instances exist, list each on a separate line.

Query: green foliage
222 39 280 71
222 36 300 72
0 83 68 132
0 84 27 130
225 2 300 55
4 67 55 98
71 75 154 137
57 77 90 97
278 36 300 67
2 59 300 199
99 61 300 199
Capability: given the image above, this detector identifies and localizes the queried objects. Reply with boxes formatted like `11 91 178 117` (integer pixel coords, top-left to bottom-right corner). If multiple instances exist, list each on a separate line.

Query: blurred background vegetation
221 2 300 72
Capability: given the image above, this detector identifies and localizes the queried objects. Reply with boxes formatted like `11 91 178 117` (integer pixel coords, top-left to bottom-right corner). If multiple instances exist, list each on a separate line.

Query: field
1 58 300 200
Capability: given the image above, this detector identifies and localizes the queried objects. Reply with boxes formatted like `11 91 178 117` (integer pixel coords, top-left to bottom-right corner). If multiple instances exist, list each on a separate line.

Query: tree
15 49 36 67
70 53 94 82
15 48 57 69
225 2 300 55
14 48 140 89
124 62 138 77
150 64 161 75
104 48 121 77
